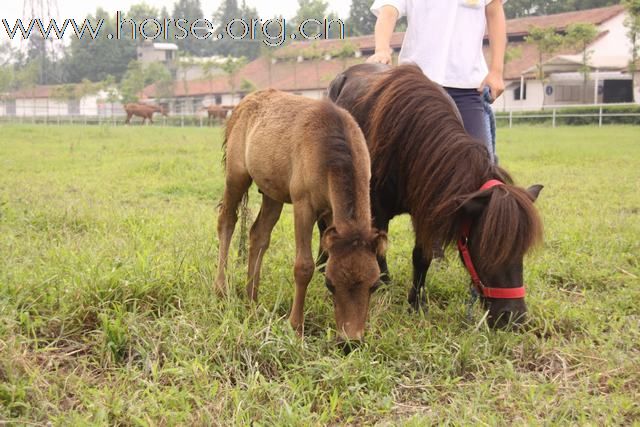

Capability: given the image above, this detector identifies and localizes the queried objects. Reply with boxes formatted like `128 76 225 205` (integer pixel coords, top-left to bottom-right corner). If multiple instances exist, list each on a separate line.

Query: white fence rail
0 103 638 128
495 107 640 128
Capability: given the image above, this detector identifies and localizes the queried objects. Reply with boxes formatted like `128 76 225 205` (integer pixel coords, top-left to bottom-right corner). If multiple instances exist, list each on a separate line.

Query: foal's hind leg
247 194 283 301
408 244 433 312
215 174 252 295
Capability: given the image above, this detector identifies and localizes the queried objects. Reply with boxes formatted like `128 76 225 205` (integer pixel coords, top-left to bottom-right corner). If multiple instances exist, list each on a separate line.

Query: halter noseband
457 180 526 300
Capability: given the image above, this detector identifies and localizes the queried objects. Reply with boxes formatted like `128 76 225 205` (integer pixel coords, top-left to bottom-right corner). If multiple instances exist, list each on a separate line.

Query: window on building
165 51 174 61
513 82 527 101
215 95 222 105
603 80 633 103
193 97 204 112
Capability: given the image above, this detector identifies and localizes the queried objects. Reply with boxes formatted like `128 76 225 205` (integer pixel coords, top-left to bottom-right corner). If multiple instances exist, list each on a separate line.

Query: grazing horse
326 64 543 328
124 103 168 125
216 89 387 342
203 105 233 125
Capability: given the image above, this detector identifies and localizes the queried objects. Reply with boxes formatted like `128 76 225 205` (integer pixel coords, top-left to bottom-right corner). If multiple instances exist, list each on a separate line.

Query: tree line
1 0 638 105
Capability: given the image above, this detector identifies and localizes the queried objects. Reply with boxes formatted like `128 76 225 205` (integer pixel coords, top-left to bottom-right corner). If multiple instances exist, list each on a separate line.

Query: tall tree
119 61 172 103
624 0 640 86
172 0 206 56
291 0 339 37
565 23 599 102
347 0 376 36
212 1 261 59
62 8 137 83
220 55 247 103
526 26 564 106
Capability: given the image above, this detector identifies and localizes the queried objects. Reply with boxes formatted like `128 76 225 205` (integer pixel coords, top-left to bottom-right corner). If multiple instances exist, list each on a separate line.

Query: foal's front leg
289 202 316 336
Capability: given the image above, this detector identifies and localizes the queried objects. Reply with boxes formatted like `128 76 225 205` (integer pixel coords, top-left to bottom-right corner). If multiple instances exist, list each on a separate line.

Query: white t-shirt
371 0 503 89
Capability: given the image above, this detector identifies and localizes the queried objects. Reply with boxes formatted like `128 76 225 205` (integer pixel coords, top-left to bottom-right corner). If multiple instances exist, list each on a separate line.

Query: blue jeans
444 87 497 163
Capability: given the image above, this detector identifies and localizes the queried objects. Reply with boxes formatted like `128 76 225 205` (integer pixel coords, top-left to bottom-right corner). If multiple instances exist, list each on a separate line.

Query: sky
1 0 352 22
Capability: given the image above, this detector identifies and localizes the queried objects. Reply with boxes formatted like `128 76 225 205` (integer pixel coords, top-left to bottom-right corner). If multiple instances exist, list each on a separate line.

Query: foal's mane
359 65 542 269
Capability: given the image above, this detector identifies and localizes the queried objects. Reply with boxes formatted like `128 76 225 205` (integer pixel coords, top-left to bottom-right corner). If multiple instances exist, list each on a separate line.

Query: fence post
552 109 556 128
599 107 603 128
509 111 513 128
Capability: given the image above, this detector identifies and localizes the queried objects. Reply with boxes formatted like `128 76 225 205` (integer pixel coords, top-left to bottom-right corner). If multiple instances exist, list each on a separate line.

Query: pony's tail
237 192 250 262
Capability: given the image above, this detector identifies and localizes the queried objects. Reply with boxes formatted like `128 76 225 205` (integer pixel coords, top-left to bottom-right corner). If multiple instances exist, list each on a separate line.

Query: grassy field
0 124 638 425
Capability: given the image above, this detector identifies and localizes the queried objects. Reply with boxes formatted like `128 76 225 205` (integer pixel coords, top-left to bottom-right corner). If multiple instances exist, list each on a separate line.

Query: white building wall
495 80 545 111
10 96 102 116
79 95 99 115
590 13 633 66
634 73 640 104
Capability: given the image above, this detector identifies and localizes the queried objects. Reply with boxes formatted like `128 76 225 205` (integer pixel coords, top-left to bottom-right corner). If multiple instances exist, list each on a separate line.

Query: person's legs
444 87 495 163
482 87 498 163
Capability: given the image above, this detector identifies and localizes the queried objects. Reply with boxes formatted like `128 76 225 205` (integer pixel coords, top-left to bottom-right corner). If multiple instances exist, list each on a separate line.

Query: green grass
0 124 638 425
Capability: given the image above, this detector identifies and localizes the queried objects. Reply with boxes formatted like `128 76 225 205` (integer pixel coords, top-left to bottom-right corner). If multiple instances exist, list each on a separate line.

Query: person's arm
480 0 507 101
366 5 399 65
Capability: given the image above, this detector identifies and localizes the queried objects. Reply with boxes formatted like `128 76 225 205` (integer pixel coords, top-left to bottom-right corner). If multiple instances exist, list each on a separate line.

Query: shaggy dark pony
326 64 543 328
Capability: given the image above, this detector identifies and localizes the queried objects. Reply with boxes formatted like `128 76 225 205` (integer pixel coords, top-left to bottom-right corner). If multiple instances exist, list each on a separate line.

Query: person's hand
367 49 393 65
479 70 505 103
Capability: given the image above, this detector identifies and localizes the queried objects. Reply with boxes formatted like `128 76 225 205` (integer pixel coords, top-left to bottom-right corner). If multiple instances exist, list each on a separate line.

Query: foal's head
322 227 387 343
457 184 544 329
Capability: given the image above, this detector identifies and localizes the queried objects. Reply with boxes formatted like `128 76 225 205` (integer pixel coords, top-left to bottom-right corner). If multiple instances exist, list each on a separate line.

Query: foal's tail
220 99 250 260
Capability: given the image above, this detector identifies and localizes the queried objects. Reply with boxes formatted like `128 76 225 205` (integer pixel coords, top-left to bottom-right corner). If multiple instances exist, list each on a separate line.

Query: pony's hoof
379 273 392 286
408 290 428 313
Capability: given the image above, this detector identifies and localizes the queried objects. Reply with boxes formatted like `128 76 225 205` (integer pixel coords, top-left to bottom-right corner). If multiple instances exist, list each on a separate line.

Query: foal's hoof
337 339 363 355
213 281 227 298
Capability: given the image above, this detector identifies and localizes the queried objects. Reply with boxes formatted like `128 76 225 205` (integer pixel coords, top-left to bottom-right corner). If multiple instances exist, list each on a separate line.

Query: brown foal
215 89 386 342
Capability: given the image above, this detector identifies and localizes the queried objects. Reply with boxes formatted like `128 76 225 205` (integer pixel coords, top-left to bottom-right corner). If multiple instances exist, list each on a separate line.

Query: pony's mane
361 65 542 267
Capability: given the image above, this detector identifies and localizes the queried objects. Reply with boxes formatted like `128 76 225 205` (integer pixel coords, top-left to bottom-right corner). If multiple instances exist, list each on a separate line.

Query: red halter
457 180 526 299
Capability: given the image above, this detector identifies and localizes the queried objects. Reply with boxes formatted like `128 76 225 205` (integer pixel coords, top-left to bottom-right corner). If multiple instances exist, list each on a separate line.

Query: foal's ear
321 226 340 251
527 185 544 202
372 230 388 257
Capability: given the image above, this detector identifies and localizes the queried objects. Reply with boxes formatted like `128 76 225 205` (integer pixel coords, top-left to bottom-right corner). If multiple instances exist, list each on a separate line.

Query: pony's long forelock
360 65 542 262
462 185 544 273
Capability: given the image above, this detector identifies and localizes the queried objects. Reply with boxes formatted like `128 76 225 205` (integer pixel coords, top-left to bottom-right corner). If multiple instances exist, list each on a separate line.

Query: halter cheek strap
457 180 526 300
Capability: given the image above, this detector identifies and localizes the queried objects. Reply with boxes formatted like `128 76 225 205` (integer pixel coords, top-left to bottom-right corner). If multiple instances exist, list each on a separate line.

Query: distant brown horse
124 103 168 125
203 104 233 125
216 89 387 342
327 64 543 328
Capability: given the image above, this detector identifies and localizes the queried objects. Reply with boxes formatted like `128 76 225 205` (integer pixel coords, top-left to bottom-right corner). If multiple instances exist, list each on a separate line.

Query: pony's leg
374 215 391 284
408 244 433 312
214 174 252 295
125 113 131 124
289 202 315 336
246 194 284 301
